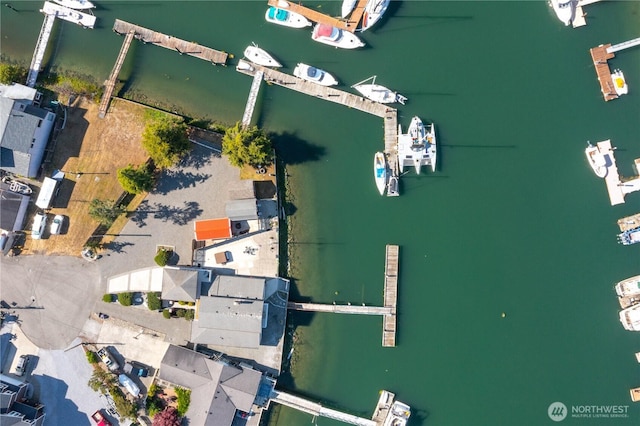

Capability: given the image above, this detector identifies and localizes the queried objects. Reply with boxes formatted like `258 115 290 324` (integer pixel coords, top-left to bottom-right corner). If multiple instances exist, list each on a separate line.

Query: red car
91 410 112 426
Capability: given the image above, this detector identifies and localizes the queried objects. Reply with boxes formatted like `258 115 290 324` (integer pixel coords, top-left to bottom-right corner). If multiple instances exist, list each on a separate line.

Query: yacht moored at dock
611 69 628 96
383 400 411 426
352 76 406 104
585 142 608 178
549 0 576 26
244 44 282 68
619 303 640 331
374 152 388 195
312 24 365 49
360 0 390 31
342 0 358 18
265 5 312 28
397 116 436 174
618 227 640 246
293 63 339 86
52 0 94 10
615 275 640 309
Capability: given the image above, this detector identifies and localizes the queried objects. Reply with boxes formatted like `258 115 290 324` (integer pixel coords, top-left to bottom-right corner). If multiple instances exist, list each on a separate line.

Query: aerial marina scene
1 1 639 425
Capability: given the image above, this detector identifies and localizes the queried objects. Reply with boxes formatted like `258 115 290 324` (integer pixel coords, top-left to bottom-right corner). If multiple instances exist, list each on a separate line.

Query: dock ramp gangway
271 390 376 426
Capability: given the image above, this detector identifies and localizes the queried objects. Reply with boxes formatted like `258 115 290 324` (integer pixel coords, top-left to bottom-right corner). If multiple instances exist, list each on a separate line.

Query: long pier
98 30 135 118
266 0 365 33
286 244 398 347
597 139 640 205
112 20 228 64
236 59 400 196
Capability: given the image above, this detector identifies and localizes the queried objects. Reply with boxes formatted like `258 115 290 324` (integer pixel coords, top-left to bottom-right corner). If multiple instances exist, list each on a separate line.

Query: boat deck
617 212 640 232
618 296 639 310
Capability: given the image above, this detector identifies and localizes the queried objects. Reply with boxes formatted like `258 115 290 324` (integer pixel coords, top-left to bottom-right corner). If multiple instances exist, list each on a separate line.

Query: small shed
194 218 232 241
35 170 64 209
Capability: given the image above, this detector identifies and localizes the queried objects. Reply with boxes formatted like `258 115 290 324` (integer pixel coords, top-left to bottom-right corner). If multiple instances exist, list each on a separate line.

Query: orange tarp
194 218 232 241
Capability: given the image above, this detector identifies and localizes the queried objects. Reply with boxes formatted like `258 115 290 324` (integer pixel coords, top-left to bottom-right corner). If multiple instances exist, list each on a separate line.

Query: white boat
615 275 640 299
265 5 312 29
52 0 94 10
342 0 357 18
360 0 390 32
293 63 339 86
352 76 406 104
585 142 608 178
398 116 431 174
550 0 575 26
383 400 411 426
243 44 282 68
374 152 387 195
619 303 640 331
618 227 640 246
611 69 628 96
311 24 365 49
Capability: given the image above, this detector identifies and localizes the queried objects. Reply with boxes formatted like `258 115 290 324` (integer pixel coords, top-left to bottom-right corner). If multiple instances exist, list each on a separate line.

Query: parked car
14 354 29 376
31 213 47 240
50 214 64 235
124 361 149 378
97 347 119 372
118 373 140 397
91 409 112 426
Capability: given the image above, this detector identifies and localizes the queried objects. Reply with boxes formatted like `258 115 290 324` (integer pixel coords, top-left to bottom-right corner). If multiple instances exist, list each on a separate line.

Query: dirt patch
25 98 150 256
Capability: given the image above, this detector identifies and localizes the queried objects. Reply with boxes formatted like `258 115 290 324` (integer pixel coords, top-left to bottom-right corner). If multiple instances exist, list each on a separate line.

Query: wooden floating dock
266 0 366 33
597 139 640 205
382 244 398 347
236 59 399 196
98 30 135 118
590 44 618 102
285 244 398 347
617 212 640 233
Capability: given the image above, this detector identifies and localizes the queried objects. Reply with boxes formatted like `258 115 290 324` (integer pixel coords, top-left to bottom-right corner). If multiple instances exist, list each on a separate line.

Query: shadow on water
441 143 518 149
271 131 327 166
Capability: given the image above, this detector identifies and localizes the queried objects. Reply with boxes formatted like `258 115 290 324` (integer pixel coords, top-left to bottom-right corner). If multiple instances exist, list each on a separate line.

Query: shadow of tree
270 131 326 166
103 240 135 254
152 169 211 195
131 201 202 228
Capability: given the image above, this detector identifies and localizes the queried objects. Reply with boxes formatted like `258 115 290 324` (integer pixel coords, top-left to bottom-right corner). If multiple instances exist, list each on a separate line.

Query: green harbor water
3 1 640 425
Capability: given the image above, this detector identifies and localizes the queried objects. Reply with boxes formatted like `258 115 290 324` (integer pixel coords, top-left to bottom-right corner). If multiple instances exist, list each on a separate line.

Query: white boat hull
611 69 629 96
353 83 406 104
342 0 357 18
52 0 94 9
585 144 608 178
293 63 339 86
374 152 387 195
312 24 365 49
360 0 390 31
244 45 282 68
550 0 575 26
265 7 312 28
397 117 436 174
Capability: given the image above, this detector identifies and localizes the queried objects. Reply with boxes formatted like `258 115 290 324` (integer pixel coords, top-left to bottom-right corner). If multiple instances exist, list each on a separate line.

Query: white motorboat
352 76 406 104
311 24 365 49
550 0 575 26
373 152 387 195
360 0 390 32
383 400 411 426
425 122 437 172
615 275 640 299
293 63 339 86
243 44 282 68
584 142 608 178
611 69 628 96
52 0 94 9
342 0 357 18
398 116 430 174
265 5 312 29
619 303 640 331
619 227 640 246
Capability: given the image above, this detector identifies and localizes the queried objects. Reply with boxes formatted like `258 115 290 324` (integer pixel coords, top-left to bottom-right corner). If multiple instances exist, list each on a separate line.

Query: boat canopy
316 24 335 38
306 67 319 78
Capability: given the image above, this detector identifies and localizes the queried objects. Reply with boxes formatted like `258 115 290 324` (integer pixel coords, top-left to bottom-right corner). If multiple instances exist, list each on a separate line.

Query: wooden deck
617 212 640 232
99 30 135 118
266 0 359 32
383 244 398 347
287 302 392 315
113 19 228 65
589 44 618 101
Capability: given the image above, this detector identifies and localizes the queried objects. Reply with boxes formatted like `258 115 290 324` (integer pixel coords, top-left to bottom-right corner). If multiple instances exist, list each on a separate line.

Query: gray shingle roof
161 268 199 302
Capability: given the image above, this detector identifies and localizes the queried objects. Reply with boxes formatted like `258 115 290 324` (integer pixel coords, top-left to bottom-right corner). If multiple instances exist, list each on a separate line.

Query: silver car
50 215 64 235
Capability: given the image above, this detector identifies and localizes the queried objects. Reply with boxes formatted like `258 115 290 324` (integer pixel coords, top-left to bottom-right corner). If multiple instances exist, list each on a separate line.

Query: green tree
109 386 138 420
142 116 190 168
222 122 273 168
174 387 191 417
88 369 116 392
118 292 133 307
88 199 125 227
0 63 27 85
154 249 172 266
117 163 154 194
147 292 162 311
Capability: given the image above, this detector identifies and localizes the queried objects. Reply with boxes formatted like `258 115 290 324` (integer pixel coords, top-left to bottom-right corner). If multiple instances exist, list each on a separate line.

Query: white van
15 355 29 376
31 213 47 240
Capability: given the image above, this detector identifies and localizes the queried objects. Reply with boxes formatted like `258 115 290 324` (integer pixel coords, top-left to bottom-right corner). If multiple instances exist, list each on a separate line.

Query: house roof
158 345 261 426
208 275 264 300
161 268 199 302
225 199 258 221
191 297 263 348
0 83 37 103
0 182 30 232
194 218 231 241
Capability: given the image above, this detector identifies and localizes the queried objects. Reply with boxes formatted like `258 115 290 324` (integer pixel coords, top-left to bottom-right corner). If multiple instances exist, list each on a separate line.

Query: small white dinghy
243 44 282 68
